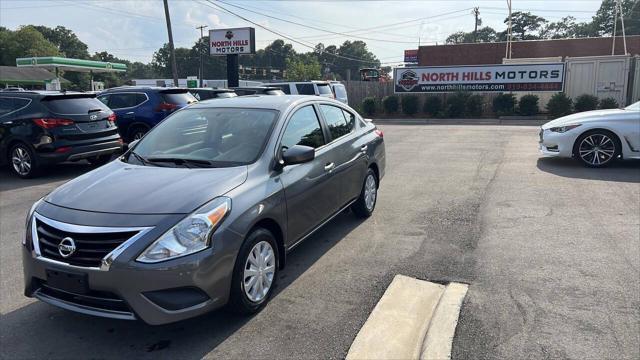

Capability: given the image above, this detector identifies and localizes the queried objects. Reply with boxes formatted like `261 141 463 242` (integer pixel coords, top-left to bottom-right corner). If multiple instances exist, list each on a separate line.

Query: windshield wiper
146 157 215 168
128 151 151 166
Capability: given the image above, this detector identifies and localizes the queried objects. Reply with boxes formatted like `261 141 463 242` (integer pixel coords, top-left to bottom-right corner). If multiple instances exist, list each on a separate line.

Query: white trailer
565 55 632 106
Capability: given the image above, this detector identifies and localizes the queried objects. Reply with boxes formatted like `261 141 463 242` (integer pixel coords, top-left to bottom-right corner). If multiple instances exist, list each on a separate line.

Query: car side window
295 83 315 95
272 84 290 94
281 105 325 150
108 93 142 109
342 109 357 129
320 104 354 140
97 95 109 106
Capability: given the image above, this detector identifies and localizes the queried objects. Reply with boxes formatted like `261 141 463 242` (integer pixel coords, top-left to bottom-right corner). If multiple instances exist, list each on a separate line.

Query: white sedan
539 101 640 167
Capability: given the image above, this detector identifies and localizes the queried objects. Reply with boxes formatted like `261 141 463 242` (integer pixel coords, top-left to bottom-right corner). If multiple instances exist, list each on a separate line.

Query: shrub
465 95 484 117
518 95 539 116
381 95 399 113
574 94 599 112
362 97 376 116
492 93 517 115
546 93 573 118
599 97 619 109
423 96 442 116
445 92 469 118
401 95 419 116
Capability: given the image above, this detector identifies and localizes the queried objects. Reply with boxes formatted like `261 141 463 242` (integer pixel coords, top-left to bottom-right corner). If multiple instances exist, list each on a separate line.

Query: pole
162 0 179 87
196 25 208 87
617 0 628 54
505 0 512 59
473 7 480 43
227 54 239 88
612 1 618 55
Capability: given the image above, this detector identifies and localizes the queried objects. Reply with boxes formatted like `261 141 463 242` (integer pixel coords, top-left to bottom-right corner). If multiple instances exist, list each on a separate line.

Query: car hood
45 160 247 215
542 108 628 129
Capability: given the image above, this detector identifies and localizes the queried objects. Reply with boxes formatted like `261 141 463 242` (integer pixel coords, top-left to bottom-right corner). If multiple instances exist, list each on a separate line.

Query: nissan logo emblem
58 237 76 258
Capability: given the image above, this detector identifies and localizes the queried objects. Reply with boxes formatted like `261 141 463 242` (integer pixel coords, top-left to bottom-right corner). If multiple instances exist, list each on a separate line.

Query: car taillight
33 118 74 129
107 113 117 122
155 102 178 112
55 146 72 153
375 129 384 138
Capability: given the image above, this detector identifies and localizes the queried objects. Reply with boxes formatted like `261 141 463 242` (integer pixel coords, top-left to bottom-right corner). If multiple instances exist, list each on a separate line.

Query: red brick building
418 36 640 66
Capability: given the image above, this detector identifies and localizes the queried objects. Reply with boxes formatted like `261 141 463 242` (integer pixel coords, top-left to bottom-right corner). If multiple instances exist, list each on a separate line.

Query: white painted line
346 275 446 360
420 282 469 360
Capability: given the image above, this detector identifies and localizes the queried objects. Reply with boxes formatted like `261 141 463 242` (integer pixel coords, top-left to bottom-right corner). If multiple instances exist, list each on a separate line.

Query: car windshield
130 107 278 167
624 102 639 111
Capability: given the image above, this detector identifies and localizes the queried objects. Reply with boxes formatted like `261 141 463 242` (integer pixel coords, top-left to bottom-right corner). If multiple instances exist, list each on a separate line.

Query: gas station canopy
16 56 127 73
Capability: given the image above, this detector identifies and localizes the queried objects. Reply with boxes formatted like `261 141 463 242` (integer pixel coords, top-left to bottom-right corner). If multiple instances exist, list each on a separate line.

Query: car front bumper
538 128 579 158
22 210 243 325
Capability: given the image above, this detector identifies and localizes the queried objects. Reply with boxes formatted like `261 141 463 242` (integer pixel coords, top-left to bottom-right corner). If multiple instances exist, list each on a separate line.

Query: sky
0 0 605 66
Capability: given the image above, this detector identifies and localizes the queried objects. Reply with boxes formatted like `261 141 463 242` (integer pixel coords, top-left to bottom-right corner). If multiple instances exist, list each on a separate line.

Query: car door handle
126 112 135 115
324 162 335 172
360 145 368 152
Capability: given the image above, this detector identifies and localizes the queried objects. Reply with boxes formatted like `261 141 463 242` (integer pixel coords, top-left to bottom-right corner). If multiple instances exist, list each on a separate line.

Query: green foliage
362 97 377 116
423 96 442 116
518 95 539 116
504 11 548 40
0 26 59 66
599 97 619 109
574 94 599 112
446 27 498 44
31 25 89 59
285 56 321 81
445 92 470 118
465 95 484 117
546 93 573 118
382 95 399 114
401 95 419 116
492 93 517 115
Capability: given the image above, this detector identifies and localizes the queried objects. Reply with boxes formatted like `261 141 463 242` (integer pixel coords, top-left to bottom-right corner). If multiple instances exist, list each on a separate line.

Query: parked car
539 101 640 167
97 86 197 142
189 88 237 101
329 81 348 104
0 91 122 178
232 86 285 96
269 81 334 99
0 87 25 92
23 95 385 324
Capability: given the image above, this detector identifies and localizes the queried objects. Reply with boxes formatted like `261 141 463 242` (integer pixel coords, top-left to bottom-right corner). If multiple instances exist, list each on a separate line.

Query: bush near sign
209 27 256 56
394 63 565 93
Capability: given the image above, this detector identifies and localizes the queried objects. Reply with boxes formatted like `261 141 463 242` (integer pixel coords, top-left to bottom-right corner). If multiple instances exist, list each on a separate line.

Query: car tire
228 228 279 314
351 168 378 218
574 129 620 168
87 155 111 167
8 143 39 178
128 125 149 143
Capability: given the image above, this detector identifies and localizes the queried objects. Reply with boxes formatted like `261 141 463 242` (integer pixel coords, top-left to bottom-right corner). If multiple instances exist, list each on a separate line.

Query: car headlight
550 124 581 133
137 197 231 263
24 198 44 245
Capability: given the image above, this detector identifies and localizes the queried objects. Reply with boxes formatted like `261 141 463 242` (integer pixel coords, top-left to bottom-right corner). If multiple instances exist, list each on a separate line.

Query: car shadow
0 161 100 192
536 157 640 183
0 210 366 359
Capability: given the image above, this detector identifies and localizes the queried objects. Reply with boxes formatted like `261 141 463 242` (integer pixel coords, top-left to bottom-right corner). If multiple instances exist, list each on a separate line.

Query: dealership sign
209 27 256 56
404 49 418 63
394 63 565 93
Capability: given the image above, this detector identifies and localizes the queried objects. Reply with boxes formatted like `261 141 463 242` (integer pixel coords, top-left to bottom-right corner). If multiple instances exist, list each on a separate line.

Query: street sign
209 27 256 56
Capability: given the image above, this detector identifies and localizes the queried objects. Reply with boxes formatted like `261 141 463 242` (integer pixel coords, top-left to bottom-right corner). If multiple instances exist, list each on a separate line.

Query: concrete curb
372 118 546 126
346 275 469 360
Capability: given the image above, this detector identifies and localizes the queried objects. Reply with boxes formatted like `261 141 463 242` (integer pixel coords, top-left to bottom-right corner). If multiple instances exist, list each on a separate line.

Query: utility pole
505 0 513 59
473 7 480 43
162 0 179 87
196 25 208 87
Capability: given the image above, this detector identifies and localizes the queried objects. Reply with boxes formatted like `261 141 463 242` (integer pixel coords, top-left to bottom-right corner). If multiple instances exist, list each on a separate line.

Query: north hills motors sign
209 27 256 56
394 63 565 93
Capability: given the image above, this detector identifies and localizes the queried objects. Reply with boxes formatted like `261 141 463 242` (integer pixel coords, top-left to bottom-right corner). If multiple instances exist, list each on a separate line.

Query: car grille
36 280 135 319
36 219 138 268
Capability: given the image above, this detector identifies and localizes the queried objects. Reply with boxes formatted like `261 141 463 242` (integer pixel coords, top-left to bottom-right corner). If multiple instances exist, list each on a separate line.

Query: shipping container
631 56 640 104
565 55 631 106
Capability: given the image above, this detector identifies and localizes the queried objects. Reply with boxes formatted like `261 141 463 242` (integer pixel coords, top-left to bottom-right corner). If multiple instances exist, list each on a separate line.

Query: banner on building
404 49 418 63
209 27 256 56
394 63 565 93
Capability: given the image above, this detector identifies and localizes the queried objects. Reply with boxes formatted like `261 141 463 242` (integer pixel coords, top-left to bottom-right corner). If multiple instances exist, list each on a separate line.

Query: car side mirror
281 145 315 166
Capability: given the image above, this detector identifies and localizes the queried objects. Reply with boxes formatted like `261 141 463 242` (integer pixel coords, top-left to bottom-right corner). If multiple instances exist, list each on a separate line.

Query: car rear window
216 92 237 98
42 97 110 115
295 83 315 95
161 92 197 105
317 84 332 95
271 84 291 94
333 84 347 98
265 89 285 95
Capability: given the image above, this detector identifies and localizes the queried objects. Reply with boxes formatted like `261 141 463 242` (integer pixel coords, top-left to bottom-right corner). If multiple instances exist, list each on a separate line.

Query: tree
446 26 497 44
591 0 638 36
542 16 580 39
31 25 90 59
333 40 379 81
0 26 59 66
286 56 321 81
504 11 547 40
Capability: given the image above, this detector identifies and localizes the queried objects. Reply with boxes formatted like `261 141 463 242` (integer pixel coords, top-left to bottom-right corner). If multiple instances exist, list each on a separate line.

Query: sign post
209 27 255 88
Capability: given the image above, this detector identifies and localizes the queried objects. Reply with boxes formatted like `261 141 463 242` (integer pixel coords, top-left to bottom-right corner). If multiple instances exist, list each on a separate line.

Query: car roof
191 88 234 92
189 95 339 111
234 86 280 90
100 86 185 93
0 90 89 98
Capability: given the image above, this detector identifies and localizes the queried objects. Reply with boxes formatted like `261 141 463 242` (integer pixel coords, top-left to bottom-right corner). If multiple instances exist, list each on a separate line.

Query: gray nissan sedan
22 95 385 324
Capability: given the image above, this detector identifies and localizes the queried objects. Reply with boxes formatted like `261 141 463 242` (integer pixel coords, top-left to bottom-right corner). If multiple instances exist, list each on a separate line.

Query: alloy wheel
243 240 276 303
133 131 145 140
578 133 616 166
364 174 377 211
11 146 32 176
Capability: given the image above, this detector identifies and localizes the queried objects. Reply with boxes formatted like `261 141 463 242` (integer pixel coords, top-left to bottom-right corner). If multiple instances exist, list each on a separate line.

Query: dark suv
0 91 123 178
98 87 197 142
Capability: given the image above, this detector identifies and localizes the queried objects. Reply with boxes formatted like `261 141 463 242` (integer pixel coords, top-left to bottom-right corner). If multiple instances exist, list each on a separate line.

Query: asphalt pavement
1 125 638 359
